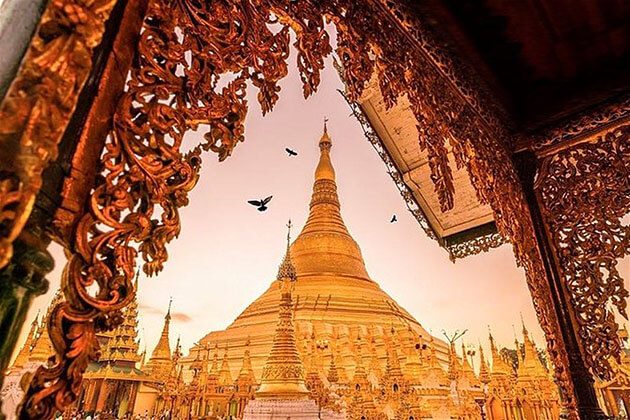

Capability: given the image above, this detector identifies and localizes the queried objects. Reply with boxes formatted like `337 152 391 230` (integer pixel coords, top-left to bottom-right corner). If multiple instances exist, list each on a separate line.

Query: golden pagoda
27 290 63 366
483 325 561 420
255 221 310 399
144 298 174 380
186 123 448 384
76 274 160 417
9 313 39 372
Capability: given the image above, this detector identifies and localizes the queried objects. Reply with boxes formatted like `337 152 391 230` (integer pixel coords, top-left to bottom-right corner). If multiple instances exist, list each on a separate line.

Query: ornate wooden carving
15 0 627 418
0 0 117 269
527 96 630 153
538 123 630 380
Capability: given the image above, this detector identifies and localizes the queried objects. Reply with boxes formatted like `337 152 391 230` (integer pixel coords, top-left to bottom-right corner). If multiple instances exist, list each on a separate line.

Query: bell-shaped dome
290 122 371 281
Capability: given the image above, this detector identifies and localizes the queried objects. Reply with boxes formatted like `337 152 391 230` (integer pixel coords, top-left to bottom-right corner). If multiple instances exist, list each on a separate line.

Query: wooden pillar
513 151 607 419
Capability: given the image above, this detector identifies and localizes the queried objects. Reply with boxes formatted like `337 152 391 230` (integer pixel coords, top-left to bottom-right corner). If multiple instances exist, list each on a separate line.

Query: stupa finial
276 220 297 282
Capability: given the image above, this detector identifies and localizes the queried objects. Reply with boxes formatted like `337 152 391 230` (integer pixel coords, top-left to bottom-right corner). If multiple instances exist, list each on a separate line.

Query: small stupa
242 221 342 419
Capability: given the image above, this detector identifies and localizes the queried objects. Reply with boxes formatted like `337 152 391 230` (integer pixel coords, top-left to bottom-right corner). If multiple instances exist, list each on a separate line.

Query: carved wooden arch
11 0 626 419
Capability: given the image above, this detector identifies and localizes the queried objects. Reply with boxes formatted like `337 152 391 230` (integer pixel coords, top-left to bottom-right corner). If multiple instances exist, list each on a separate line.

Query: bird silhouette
248 196 273 212
285 148 298 156
390 215 397 223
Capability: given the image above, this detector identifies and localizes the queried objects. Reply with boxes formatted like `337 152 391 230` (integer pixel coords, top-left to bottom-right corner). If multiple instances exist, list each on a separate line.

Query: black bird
390 215 397 223
248 196 273 212
285 148 298 156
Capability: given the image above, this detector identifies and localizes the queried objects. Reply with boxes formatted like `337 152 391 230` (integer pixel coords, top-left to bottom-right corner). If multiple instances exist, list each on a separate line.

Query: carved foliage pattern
538 124 630 379
20 0 298 417
0 0 117 269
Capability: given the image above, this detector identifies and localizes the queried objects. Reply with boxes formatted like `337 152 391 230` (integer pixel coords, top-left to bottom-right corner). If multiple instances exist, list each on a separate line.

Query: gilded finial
318 118 332 153
276 220 297 282
520 312 529 336
167 297 172 319
286 219 292 246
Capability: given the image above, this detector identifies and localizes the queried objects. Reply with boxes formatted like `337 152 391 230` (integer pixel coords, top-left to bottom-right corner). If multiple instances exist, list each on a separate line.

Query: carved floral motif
538 124 630 380
0 0 117 269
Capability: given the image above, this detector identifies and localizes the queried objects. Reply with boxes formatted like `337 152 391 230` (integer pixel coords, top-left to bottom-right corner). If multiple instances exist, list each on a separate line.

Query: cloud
138 303 163 315
171 312 192 323
138 303 192 323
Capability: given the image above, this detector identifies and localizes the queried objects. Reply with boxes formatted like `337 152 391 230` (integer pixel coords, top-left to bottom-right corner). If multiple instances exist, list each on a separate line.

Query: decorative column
513 150 608 419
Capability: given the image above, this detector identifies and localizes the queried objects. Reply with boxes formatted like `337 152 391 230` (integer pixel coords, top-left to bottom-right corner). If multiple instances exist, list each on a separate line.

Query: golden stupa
183 123 449 380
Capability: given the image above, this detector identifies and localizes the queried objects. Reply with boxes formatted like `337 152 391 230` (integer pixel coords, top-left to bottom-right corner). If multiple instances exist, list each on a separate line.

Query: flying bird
248 196 273 212
285 148 298 156
390 215 398 223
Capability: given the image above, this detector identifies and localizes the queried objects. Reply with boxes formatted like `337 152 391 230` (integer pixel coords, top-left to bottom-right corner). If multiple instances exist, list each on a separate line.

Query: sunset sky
16 48 629 368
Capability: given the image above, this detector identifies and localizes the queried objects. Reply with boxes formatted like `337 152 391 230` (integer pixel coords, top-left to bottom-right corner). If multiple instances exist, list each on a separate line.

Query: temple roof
351 81 501 259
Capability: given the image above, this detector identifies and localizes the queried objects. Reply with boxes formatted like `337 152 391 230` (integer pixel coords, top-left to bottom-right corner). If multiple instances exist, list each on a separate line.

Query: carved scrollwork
445 232 506 261
530 97 630 151
18 0 330 416
261 365 304 381
538 123 630 380
0 0 117 269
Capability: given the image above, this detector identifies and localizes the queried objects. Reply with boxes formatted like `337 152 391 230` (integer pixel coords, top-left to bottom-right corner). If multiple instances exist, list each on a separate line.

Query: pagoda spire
368 335 382 381
518 319 547 377
209 344 219 376
101 271 142 366
384 327 403 380
327 354 339 384
155 298 172 357
478 344 491 385
488 328 511 376
145 298 173 377
11 311 39 370
426 336 448 383
290 122 371 281
403 326 422 384
447 340 462 381
29 290 63 363
461 341 479 385
352 333 369 388
256 222 309 399
218 345 233 385
237 339 256 384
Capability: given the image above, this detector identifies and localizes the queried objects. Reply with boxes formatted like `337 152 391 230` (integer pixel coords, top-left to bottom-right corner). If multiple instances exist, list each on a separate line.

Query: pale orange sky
17 49 629 368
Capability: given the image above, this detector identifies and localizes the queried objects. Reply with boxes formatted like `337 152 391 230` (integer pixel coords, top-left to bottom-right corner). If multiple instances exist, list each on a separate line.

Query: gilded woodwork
13 0 628 418
0 0 117 269
526 97 630 154
538 123 630 380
